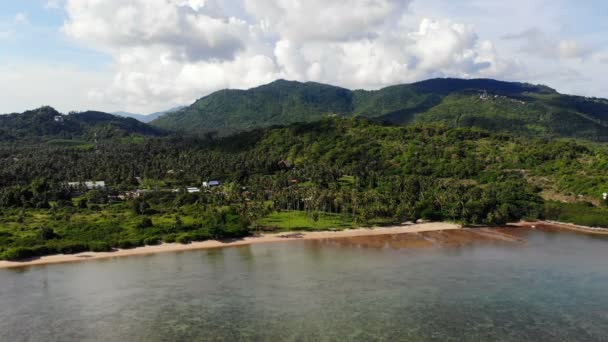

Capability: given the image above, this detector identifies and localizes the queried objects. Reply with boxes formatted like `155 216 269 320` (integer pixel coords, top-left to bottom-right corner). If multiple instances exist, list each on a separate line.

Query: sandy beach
0 222 461 269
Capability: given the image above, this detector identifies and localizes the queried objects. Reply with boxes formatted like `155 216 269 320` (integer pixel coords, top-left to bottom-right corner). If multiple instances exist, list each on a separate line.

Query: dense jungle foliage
1 117 607 260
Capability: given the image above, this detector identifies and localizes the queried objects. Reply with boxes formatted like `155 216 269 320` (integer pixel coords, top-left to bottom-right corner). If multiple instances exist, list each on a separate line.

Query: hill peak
151 77 608 141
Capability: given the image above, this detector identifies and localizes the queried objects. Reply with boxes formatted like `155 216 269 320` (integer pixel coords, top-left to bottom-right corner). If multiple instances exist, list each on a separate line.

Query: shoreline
517 220 608 235
0 222 460 270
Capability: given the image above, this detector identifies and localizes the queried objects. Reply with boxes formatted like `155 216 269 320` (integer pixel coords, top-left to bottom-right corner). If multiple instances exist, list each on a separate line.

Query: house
202 180 221 188
118 189 149 200
187 187 200 193
54 115 64 123
67 181 106 190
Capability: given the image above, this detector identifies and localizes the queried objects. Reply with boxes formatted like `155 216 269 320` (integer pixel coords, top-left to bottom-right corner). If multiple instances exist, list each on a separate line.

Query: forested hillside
0 106 165 142
1 117 607 260
152 78 608 140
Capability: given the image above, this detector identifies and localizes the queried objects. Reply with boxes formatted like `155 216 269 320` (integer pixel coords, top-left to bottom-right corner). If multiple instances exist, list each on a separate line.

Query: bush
89 241 112 252
117 239 142 249
176 234 192 244
57 243 88 255
138 217 154 229
188 230 211 242
163 235 177 243
144 237 161 246
1 246 56 260
39 226 58 241
2 247 35 261
421 208 443 221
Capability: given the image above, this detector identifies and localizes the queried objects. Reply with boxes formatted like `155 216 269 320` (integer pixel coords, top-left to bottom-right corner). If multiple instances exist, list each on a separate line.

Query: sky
0 0 606 114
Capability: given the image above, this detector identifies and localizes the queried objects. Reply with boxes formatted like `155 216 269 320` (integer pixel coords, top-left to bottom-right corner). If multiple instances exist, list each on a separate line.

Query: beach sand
0 222 461 269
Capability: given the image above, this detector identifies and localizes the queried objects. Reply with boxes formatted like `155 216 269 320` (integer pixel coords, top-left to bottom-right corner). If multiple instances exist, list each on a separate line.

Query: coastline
517 220 608 235
0 222 460 270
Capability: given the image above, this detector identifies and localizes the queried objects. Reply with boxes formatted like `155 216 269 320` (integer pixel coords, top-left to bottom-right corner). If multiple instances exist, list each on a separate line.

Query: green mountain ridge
151 78 608 140
0 106 166 142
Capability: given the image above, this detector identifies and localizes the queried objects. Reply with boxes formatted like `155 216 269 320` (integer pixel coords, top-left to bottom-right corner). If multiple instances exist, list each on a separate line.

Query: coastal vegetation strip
0 223 461 269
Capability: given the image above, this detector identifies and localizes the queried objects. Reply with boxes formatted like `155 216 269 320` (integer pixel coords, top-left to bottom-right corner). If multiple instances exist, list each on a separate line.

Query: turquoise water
1 230 608 341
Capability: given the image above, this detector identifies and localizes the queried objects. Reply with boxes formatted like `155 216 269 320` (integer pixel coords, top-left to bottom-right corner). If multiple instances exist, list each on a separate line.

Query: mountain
151 78 608 140
0 106 165 142
114 106 185 123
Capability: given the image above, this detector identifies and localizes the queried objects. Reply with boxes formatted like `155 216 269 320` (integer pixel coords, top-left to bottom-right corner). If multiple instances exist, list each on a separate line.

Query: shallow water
1 229 608 341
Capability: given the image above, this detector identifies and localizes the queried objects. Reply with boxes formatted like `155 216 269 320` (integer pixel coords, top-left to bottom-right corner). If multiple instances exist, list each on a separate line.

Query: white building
202 180 221 188
187 187 200 193
67 181 106 190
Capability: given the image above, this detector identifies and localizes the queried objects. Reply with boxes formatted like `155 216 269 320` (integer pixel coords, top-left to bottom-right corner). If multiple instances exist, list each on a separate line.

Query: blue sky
0 1 109 68
0 0 606 114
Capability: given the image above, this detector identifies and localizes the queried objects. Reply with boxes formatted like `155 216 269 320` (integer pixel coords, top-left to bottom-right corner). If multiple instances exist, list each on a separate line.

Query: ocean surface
1 229 608 341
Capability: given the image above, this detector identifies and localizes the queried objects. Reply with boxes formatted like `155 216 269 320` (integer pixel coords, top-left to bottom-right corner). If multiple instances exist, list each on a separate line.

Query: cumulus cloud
60 0 520 113
503 28 589 59
63 0 248 62
244 0 411 42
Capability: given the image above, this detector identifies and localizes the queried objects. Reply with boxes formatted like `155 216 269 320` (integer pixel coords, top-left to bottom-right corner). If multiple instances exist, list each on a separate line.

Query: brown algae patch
310 228 523 250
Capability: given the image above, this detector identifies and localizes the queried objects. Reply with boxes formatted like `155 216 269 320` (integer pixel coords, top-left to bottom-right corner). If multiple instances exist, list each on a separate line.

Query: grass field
258 211 355 231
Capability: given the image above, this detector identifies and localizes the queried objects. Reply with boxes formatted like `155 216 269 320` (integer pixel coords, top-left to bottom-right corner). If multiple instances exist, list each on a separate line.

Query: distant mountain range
113 106 185 123
150 78 608 140
0 106 165 141
2 78 608 142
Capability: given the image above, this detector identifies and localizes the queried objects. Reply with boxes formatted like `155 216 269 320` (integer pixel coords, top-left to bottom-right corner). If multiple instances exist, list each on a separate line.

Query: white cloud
58 0 522 113
0 63 111 114
63 0 249 62
503 28 589 59
14 13 28 25
244 0 411 42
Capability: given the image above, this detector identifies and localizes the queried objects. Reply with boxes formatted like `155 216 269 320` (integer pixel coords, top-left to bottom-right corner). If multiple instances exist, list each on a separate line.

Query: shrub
163 235 177 243
2 247 40 261
138 217 154 229
188 230 211 242
144 237 161 246
117 239 142 249
176 234 192 244
0 245 58 260
57 243 88 255
89 241 112 252
39 226 58 241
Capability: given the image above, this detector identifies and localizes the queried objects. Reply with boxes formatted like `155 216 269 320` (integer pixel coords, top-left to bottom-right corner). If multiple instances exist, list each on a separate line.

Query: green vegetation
259 211 354 231
1 117 607 260
544 201 608 228
152 78 608 141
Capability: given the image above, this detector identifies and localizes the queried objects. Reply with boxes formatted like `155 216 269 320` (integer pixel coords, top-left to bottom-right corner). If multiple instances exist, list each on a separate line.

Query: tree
39 226 57 240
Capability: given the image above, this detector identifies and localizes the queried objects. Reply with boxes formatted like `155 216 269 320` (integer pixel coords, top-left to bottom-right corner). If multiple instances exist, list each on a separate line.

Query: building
187 187 201 193
118 189 150 200
67 181 106 190
202 180 221 188
54 115 64 123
